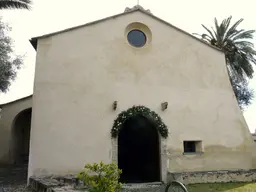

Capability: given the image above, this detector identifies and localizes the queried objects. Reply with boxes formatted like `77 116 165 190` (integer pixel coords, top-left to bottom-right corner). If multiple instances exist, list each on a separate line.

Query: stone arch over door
11 108 32 164
111 106 168 183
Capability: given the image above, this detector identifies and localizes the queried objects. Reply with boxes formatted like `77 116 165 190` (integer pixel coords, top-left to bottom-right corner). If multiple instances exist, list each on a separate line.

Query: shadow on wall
11 108 32 164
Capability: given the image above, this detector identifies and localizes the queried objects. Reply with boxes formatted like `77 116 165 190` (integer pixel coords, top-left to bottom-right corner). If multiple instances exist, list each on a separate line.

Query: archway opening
12 108 32 165
118 115 160 183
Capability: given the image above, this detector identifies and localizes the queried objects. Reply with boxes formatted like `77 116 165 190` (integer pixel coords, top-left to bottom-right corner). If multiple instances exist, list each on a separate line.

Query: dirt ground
0 164 32 192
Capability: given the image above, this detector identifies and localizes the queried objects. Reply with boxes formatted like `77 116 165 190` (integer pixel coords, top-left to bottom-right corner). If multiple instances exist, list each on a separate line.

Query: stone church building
0 6 255 183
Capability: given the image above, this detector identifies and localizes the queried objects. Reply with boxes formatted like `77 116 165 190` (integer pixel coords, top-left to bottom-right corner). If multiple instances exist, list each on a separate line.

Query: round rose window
127 29 147 47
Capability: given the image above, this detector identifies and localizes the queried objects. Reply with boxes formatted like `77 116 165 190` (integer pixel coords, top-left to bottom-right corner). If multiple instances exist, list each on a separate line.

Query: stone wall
168 169 256 184
29 170 256 191
29 176 165 192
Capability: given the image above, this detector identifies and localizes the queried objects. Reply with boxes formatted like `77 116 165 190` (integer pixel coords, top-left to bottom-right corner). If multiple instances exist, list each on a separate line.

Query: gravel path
0 164 32 192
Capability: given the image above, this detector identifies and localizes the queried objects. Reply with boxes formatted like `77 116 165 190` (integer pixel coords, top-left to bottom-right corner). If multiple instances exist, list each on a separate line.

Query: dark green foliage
0 0 31 10
0 18 23 93
111 105 168 138
230 76 254 108
194 16 256 109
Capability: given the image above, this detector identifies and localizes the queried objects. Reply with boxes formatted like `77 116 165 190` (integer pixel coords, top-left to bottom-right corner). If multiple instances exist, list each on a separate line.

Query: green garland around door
111 105 168 138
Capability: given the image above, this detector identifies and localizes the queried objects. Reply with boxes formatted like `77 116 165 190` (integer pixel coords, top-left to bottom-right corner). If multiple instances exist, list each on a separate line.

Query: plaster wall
29 11 255 179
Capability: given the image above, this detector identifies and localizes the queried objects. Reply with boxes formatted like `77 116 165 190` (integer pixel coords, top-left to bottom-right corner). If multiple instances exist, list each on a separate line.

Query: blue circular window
127 29 147 47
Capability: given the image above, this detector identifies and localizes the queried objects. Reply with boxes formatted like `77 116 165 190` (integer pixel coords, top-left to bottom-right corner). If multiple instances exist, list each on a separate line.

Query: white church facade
0 6 255 183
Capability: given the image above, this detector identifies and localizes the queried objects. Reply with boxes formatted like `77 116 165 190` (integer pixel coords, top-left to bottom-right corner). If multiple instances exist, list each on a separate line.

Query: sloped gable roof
30 6 222 53
0 94 32 107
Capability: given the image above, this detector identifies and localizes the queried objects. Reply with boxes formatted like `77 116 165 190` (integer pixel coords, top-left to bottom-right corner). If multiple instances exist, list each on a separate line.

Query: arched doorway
118 115 160 183
11 108 32 164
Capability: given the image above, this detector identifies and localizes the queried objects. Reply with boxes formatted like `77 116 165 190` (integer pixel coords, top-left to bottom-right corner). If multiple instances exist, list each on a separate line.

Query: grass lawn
187 182 256 192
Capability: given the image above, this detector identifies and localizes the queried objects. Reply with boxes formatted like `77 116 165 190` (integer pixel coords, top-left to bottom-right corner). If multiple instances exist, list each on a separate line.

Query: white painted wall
28 10 255 178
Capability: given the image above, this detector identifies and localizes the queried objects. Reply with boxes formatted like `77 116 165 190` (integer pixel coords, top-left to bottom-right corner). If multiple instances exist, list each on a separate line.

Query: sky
0 0 255 133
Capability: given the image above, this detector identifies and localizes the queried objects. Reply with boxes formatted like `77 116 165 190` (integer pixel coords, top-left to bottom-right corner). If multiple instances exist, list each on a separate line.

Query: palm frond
237 56 254 78
192 33 201 37
211 27 218 41
234 41 254 48
228 29 245 40
232 30 255 41
192 33 212 43
201 24 216 40
225 18 244 39
238 46 256 57
218 17 229 42
202 34 213 41
214 17 224 43
0 0 31 10
221 16 232 40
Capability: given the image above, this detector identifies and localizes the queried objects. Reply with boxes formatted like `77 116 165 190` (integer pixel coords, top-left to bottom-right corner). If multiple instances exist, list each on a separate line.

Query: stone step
29 176 167 192
121 182 165 192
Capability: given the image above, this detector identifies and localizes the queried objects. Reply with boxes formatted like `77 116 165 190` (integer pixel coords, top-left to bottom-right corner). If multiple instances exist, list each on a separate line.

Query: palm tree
0 0 31 10
194 16 256 109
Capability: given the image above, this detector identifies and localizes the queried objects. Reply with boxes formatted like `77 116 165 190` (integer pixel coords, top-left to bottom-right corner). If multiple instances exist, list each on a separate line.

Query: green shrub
78 161 122 192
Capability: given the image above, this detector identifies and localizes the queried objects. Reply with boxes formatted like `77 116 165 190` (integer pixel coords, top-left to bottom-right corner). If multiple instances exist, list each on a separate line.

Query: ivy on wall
111 105 168 138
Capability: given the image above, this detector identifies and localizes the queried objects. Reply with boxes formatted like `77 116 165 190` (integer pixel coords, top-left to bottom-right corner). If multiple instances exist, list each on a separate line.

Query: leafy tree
194 16 256 109
0 0 31 10
0 18 23 93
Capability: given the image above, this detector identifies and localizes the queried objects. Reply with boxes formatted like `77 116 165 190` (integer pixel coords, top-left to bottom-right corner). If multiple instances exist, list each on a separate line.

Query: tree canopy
194 16 256 109
0 0 31 10
0 18 23 93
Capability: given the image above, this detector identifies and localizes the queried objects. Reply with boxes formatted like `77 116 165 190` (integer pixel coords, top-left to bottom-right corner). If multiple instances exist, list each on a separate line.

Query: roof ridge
124 5 152 14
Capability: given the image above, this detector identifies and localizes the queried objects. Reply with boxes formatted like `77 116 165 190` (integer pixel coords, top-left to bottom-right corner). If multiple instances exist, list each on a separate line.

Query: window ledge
183 152 204 155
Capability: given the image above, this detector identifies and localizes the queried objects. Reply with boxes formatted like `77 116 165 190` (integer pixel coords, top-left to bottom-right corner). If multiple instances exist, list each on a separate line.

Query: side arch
10 108 32 164
0 95 32 164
